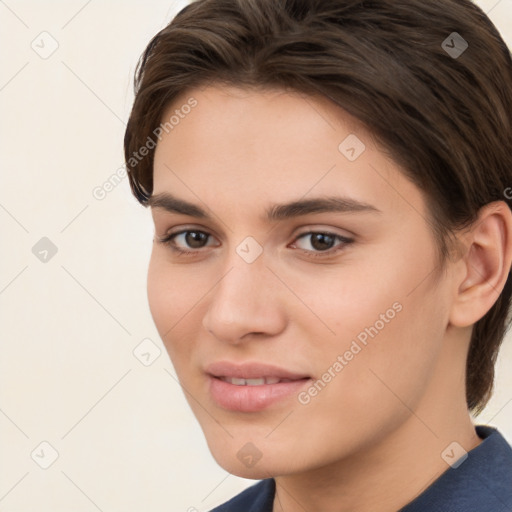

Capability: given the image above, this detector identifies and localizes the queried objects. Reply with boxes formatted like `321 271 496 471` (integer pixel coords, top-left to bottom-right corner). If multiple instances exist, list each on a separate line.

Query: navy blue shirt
211 426 512 511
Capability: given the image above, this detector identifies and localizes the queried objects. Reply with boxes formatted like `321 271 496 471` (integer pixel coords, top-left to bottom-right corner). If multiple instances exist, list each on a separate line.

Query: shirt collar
401 425 512 511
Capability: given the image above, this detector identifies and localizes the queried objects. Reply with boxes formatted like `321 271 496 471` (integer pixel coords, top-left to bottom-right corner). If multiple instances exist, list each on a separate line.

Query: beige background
0 1 511 510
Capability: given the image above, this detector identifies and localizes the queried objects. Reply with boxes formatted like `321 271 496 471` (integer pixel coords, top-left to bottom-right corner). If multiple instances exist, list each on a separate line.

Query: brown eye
158 230 219 252
309 233 336 251
292 231 353 256
184 231 209 248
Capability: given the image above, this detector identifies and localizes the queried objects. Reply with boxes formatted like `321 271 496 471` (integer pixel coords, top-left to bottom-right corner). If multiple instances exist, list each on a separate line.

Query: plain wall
0 1 511 510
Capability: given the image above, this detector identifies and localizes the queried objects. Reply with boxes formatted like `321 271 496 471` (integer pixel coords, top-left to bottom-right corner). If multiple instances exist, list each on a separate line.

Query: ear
449 201 512 328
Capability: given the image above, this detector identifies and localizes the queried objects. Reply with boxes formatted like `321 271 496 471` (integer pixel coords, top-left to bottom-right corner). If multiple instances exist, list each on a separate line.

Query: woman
124 0 512 510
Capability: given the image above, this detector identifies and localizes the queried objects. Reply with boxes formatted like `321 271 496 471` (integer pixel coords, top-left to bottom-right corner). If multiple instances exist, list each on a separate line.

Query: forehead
152 85 427 222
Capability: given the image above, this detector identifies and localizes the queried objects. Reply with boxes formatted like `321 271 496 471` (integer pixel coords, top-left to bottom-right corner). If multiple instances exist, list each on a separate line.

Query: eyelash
155 229 354 259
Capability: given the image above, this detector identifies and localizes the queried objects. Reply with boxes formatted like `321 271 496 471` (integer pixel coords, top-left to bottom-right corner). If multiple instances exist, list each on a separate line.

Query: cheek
278 249 412 349
147 254 172 333
287 281 449 467
146 252 202 360
295 238 449 411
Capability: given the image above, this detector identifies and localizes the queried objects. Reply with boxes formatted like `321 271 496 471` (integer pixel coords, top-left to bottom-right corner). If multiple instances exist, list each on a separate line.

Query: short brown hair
124 0 512 414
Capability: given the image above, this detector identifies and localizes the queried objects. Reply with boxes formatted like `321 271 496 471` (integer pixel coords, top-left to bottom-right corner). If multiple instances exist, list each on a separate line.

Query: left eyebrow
265 196 381 221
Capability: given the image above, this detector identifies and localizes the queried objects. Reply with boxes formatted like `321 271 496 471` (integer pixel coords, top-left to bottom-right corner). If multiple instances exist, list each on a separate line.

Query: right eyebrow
148 193 209 218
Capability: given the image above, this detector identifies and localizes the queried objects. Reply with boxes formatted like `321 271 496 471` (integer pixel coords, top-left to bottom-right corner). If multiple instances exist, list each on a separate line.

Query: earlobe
449 201 512 328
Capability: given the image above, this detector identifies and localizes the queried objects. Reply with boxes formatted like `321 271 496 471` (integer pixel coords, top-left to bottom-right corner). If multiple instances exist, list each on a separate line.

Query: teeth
221 376 288 386
246 378 265 386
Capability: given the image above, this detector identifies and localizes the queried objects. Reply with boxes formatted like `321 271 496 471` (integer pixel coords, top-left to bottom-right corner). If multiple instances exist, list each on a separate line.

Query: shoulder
209 478 275 512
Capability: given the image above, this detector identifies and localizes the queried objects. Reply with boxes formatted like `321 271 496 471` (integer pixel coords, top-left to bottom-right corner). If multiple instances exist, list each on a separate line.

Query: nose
202 257 287 344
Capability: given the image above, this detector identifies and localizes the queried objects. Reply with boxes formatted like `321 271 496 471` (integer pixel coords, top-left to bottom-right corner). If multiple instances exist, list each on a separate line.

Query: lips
219 376 293 386
206 361 311 412
206 361 310 381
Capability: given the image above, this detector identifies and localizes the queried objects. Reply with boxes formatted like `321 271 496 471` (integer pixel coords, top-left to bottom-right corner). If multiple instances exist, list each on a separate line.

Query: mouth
217 376 300 386
206 361 312 412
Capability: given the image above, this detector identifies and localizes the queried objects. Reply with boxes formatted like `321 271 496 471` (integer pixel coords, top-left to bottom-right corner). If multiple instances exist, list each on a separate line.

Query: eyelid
293 231 351 242
292 223 355 238
291 223 354 242
157 222 220 241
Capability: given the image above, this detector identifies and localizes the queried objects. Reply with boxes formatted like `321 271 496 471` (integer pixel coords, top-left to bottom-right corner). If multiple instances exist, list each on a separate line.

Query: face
148 86 455 478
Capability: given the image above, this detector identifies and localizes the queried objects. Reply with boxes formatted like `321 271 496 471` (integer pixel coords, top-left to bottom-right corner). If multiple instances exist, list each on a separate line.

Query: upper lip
206 361 310 380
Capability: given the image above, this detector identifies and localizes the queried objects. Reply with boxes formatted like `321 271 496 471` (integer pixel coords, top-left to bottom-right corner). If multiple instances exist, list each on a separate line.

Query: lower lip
208 376 311 412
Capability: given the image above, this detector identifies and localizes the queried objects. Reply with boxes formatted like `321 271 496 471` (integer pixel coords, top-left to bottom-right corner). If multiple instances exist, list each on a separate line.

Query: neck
273 414 480 512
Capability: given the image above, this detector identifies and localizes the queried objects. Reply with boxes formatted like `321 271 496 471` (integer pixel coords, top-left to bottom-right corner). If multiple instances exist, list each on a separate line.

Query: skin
147 86 512 512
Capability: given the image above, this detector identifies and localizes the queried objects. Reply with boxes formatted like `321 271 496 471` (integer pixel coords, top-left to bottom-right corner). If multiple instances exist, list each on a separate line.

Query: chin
211 453 280 480
205 435 306 480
